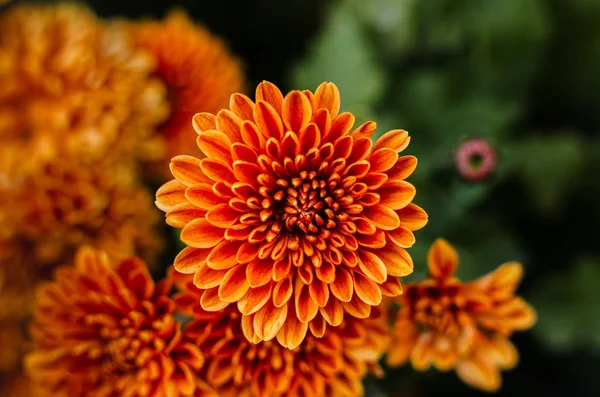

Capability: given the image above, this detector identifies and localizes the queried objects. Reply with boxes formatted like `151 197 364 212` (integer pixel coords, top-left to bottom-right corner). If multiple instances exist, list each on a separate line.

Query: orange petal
197 130 233 162
273 278 293 308
181 218 224 249
352 271 382 305
240 121 265 150
309 313 327 338
396 203 428 231
455 354 501 392
282 90 312 132
246 259 273 287
193 261 227 289
218 264 250 302
299 123 321 153
192 112 217 133
200 288 229 312
330 267 353 302
254 101 283 139
185 184 223 210
369 148 398 173
174 246 210 274
230 93 255 121
200 158 236 185
428 238 458 279
380 275 403 296
308 279 329 307
206 240 243 270
280 131 300 159
242 314 262 344
314 82 340 118
351 120 377 139
216 109 243 143
256 81 283 114
376 244 414 277
378 180 416 210
410 333 434 370
238 282 273 316
167 202 206 228
475 262 523 297
362 204 400 230
233 161 262 185
357 250 387 283
276 311 308 350
312 108 331 138
342 293 371 318
171 155 210 186
253 300 288 341
156 179 187 212
237 242 259 264
373 129 410 152
295 281 319 323
386 226 416 248
326 112 355 142
206 204 239 228
388 155 418 180
315 261 335 283
320 297 344 326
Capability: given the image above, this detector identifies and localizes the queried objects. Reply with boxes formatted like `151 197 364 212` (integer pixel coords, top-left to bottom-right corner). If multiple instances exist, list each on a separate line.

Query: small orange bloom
133 11 245 175
387 239 536 392
173 270 389 397
25 247 214 397
0 159 162 269
156 81 427 348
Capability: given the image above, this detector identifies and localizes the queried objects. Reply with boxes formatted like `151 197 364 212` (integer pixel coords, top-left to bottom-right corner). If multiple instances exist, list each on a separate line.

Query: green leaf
290 0 385 109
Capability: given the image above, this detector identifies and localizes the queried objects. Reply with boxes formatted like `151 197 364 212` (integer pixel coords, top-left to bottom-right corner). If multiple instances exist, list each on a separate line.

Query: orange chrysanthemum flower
133 11 245 173
25 247 214 397
0 159 161 268
387 239 536 392
0 3 169 173
173 271 389 397
156 81 428 348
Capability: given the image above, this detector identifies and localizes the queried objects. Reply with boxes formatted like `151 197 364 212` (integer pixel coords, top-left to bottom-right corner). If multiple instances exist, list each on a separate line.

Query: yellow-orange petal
216 109 243 143
378 180 416 210
282 90 312 133
357 250 387 284
193 261 228 289
256 81 283 114
254 101 283 140
308 279 329 308
352 272 382 306
246 260 273 287
200 158 236 185
206 204 240 228
192 112 217 133
342 294 371 318
396 203 428 231
273 278 293 308
206 240 243 270
230 93 255 121
320 297 344 326
171 155 210 186
369 148 398 173
326 112 355 142
362 204 400 230
380 275 403 296
388 155 418 180
373 129 410 152
237 282 273 316
253 301 288 341
167 203 207 228
185 184 223 210
314 82 340 119
276 313 308 350
201 288 230 312
174 246 211 274
428 238 459 280
197 130 233 162
295 282 319 323
386 226 416 248
218 264 250 302
156 179 187 212
377 244 414 277
456 354 502 392
330 267 353 302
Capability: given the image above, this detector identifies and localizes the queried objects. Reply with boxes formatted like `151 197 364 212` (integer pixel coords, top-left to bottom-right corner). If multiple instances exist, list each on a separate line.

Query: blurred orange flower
25 247 214 397
173 270 389 397
132 10 245 175
387 239 536 392
156 81 427 348
0 160 162 269
0 3 169 173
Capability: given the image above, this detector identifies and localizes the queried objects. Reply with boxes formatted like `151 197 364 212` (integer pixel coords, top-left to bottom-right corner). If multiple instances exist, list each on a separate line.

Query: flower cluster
156 80 428 349
25 247 214 397
387 239 537 391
